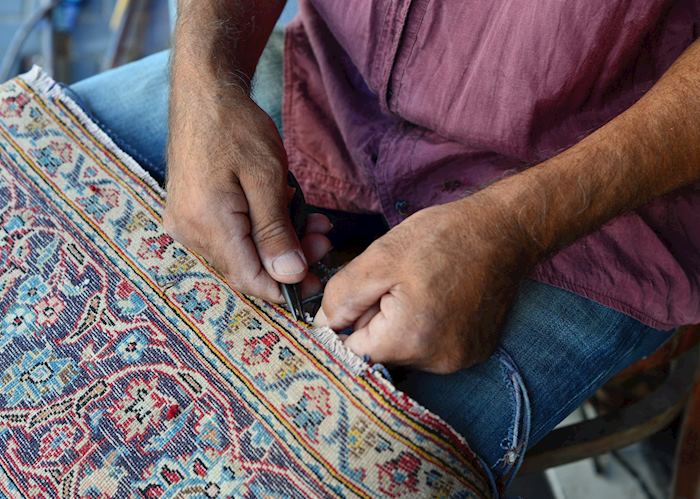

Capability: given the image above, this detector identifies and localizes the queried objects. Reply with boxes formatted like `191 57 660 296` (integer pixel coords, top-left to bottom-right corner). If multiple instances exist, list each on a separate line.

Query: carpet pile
0 68 493 498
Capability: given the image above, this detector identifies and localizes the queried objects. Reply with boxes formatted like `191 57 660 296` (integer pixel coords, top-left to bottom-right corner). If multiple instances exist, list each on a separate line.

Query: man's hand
164 93 332 302
165 0 333 302
315 197 532 373
317 38 700 374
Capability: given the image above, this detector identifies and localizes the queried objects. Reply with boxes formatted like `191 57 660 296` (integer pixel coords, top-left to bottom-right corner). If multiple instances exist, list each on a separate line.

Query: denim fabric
395 280 669 483
70 51 171 184
70 41 672 486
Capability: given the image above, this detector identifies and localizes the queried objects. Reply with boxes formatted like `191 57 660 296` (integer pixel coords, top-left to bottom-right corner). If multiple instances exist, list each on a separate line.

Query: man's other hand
315 197 533 374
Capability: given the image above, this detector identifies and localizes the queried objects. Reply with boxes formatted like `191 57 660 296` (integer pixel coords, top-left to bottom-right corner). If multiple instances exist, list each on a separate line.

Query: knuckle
437 340 489 373
412 328 434 353
230 261 260 287
228 273 279 303
224 271 249 293
241 159 285 188
319 283 351 329
322 274 345 307
228 212 252 238
433 356 464 375
410 312 439 346
431 344 468 374
253 217 290 246
400 342 424 365
319 296 342 327
331 261 367 292
165 199 200 226
163 213 196 247
367 238 395 263
226 258 270 291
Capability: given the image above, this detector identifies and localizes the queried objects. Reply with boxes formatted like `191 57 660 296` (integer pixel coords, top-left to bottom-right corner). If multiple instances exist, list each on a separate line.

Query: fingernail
314 308 329 327
272 251 306 276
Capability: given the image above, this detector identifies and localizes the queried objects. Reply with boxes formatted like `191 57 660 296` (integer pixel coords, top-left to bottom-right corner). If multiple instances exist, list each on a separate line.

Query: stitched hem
492 348 531 490
60 84 165 184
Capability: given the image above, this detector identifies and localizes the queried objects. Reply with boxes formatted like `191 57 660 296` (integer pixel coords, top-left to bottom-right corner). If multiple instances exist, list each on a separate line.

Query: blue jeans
70 42 671 486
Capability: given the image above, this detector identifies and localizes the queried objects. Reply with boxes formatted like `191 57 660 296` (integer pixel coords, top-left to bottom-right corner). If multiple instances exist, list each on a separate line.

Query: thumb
239 171 307 284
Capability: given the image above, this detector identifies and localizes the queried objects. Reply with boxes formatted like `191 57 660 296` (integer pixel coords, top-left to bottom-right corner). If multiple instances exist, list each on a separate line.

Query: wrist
173 7 255 95
463 140 618 265
171 55 250 108
449 183 546 271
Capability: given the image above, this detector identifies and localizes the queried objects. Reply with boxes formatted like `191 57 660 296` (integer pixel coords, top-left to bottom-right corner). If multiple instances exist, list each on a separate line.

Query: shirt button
394 199 410 216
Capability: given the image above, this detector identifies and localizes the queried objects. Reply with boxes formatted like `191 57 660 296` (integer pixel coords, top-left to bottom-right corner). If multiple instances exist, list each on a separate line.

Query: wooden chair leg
672 366 700 499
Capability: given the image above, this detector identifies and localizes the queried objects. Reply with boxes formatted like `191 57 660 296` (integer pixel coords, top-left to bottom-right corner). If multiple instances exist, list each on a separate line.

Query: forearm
173 0 286 95
473 39 700 261
167 0 286 183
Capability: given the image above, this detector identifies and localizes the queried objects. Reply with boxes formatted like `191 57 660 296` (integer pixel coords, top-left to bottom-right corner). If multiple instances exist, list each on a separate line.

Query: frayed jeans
70 40 671 487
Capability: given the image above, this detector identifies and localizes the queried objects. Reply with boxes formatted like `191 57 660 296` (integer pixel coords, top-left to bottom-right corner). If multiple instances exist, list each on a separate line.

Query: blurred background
0 0 299 84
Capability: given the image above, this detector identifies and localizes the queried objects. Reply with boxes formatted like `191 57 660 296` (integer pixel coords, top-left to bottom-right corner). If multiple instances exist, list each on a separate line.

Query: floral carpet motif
0 69 493 498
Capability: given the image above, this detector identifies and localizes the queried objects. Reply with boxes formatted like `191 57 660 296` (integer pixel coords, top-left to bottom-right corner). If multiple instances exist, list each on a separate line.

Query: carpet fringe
312 326 454 425
309 326 369 374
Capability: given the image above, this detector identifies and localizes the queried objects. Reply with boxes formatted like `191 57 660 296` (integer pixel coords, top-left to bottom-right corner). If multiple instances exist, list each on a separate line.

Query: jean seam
90 114 161 176
491 347 532 488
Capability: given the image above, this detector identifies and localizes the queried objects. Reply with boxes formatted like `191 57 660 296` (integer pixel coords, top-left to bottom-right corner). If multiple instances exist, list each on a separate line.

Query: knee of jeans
393 347 532 492
488 347 531 488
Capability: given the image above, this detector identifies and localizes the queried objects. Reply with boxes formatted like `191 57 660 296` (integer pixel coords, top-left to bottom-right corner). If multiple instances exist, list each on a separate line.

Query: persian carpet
0 68 494 498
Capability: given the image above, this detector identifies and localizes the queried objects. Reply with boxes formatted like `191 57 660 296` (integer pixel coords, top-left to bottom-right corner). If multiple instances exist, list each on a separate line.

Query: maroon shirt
283 0 700 329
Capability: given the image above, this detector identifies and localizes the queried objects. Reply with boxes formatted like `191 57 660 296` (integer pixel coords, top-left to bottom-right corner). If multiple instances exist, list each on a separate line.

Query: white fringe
19 65 167 199
14 67 479 454
310 324 462 423
309 326 369 374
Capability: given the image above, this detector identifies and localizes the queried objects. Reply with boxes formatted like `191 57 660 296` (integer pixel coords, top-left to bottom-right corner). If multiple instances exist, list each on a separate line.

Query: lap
70 51 171 183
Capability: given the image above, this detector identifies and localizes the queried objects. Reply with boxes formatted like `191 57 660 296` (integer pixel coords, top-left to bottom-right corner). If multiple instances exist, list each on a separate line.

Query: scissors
280 172 307 321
